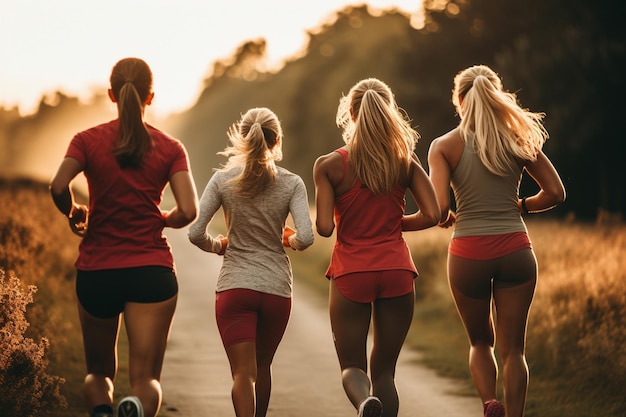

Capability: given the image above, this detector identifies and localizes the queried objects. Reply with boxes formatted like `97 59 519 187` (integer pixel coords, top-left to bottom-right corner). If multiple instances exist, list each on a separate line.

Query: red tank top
325 149 417 278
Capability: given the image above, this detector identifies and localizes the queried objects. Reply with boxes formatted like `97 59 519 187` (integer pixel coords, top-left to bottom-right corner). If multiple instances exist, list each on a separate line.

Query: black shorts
76 266 178 318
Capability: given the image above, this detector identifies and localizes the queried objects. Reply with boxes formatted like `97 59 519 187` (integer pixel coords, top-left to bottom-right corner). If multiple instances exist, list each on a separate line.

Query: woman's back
451 133 526 237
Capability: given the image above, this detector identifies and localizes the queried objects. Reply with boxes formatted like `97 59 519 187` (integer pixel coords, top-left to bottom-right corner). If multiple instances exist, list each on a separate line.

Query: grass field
1 178 625 416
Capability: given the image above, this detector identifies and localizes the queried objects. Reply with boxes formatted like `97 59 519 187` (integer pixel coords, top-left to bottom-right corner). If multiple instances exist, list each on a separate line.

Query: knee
499 346 526 363
468 332 495 347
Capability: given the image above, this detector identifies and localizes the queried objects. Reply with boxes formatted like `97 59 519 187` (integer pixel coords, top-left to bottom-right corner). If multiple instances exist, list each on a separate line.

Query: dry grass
2 178 625 415
0 178 132 416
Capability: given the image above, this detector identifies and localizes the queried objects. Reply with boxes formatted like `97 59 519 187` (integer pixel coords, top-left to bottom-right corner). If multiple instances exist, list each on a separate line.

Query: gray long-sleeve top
188 165 314 298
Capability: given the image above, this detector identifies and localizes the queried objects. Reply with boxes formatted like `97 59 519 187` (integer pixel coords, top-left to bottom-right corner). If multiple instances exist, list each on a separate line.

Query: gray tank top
451 134 527 238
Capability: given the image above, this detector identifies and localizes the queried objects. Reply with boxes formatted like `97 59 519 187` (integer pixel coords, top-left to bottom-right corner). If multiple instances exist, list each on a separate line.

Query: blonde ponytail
454 65 547 176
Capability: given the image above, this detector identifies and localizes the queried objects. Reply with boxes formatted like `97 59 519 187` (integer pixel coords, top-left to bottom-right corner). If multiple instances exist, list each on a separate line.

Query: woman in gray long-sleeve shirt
188 107 313 417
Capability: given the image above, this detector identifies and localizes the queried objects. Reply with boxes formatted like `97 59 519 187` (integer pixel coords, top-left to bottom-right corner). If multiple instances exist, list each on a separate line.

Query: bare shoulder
314 149 343 171
431 128 462 151
430 128 463 157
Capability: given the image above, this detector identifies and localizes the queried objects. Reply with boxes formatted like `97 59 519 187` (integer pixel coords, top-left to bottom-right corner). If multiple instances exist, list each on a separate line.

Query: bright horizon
1 1 422 118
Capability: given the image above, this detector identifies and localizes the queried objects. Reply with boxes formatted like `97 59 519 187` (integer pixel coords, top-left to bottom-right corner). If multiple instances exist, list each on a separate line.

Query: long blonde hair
219 107 283 197
109 57 153 168
337 78 419 195
453 65 547 176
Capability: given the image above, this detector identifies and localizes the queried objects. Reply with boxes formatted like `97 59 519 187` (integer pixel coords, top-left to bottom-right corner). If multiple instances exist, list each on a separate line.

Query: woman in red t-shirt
50 57 198 417
313 78 440 417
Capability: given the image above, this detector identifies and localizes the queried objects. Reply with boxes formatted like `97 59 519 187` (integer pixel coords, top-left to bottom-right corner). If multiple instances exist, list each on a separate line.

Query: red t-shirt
65 119 190 270
325 149 417 279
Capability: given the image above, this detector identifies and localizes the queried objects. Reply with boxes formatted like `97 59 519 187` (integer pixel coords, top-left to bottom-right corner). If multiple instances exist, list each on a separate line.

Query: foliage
0 269 67 416
1 2 623 219
0 178 86 415
0 178 139 416
404 221 626 416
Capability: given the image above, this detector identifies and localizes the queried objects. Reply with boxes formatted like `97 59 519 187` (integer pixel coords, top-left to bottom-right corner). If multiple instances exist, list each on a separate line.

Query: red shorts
332 270 415 303
215 288 291 349
449 232 531 260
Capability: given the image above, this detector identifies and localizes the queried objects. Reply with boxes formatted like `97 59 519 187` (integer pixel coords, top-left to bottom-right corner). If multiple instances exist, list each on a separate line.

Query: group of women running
50 57 565 417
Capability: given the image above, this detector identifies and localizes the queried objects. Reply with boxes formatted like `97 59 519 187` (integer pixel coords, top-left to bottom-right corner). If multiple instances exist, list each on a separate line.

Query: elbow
299 234 315 250
187 229 203 247
49 180 65 198
421 209 441 228
547 185 566 207
316 222 334 238
427 212 442 227
181 208 198 225
178 203 198 226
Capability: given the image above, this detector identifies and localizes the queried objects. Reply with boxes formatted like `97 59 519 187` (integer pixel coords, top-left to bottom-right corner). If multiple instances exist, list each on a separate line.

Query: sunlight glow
0 0 422 118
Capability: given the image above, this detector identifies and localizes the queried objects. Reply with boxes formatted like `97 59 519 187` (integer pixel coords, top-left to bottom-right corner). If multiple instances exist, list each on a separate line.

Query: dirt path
160 227 483 417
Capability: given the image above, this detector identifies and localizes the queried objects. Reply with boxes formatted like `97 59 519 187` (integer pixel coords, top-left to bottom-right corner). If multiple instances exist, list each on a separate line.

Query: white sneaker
117 396 144 417
358 396 382 417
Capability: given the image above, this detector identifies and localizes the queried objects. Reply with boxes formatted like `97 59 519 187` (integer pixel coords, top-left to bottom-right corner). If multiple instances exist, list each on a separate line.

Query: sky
1 0 422 118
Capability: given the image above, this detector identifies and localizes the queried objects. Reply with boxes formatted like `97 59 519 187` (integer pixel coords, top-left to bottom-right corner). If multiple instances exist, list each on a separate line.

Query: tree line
1 0 623 220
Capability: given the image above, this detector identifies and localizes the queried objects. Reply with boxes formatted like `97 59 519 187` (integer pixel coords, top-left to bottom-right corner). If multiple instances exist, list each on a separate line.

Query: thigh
447 255 496 344
256 293 291 366
124 295 177 380
329 278 372 370
493 249 537 353
371 289 415 374
78 303 122 377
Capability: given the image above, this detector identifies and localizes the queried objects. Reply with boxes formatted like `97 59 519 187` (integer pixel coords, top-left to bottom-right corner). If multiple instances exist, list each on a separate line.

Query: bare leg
370 290 415 417
329 279 373 409
494 250 537 417
78 303 120 413
123 296 177 417
225 342 257 417
448 250 536 417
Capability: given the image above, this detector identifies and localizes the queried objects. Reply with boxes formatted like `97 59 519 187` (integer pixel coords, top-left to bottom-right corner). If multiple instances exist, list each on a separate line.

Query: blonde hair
453 65 548 176
109 57 153 168
337 78 419 195
219 107 283 197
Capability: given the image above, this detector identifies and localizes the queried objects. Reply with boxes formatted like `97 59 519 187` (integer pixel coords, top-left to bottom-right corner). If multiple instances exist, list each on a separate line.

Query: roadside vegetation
2 178 624 416
0 178 131 417
292 214 626 416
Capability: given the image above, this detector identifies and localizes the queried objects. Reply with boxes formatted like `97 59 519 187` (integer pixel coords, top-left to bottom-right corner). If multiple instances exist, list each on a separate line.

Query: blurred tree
2 2 623 219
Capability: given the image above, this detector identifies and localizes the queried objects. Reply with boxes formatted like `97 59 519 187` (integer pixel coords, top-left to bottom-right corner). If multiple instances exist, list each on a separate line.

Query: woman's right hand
69 205 89 237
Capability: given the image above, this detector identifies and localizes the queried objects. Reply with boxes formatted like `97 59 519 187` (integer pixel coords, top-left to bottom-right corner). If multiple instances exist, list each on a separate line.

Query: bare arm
402 158 441 231
519 151 566 213
163 170 198 228
313 154 337 237
50 157 89 237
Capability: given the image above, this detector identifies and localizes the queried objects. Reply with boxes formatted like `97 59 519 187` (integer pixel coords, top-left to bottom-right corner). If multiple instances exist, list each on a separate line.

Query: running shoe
117 396 144 417
90 404 114 417
91 413 113 417
357 396 383 417
483 399 505 417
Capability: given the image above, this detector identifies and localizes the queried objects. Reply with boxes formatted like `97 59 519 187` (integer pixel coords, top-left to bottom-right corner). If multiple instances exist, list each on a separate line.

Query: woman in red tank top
313 78 439 417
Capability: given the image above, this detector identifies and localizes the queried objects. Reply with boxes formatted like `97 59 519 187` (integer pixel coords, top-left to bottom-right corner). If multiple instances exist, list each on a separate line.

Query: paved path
160 227 483 417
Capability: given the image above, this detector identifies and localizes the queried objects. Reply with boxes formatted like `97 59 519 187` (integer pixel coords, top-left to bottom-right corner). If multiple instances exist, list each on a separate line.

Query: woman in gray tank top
426 65 565 417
